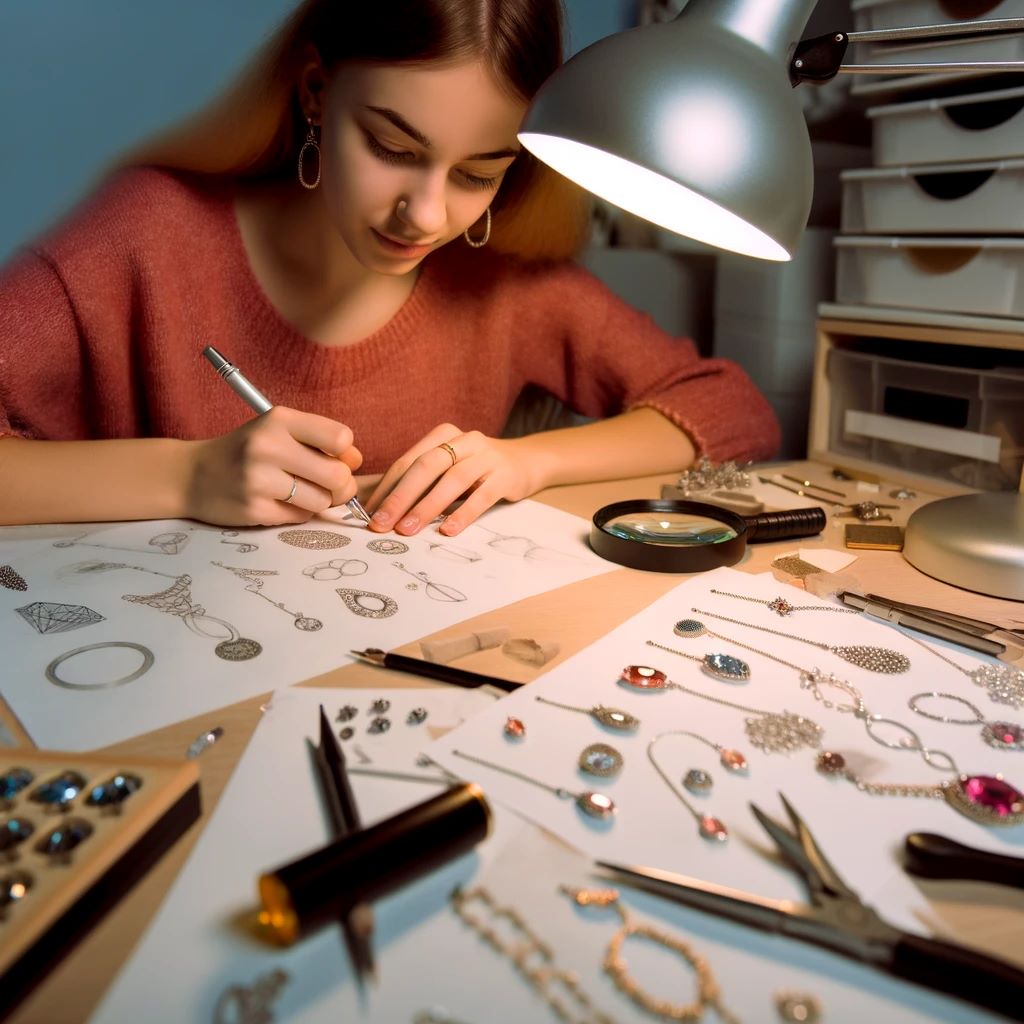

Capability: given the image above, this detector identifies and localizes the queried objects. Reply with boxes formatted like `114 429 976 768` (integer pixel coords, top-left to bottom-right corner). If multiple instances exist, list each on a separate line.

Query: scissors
598 793 1024 1021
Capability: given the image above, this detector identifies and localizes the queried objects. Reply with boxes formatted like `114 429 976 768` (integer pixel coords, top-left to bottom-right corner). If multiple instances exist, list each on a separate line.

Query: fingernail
440 519 459 536
372 509 392 525
398 516 419 532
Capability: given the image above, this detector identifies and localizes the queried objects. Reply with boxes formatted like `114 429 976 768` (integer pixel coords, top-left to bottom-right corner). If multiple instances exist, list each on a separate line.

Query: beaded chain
901 631 1024 709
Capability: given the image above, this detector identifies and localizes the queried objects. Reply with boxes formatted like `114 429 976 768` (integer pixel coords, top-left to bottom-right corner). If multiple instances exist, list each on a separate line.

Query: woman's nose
399 174 447 237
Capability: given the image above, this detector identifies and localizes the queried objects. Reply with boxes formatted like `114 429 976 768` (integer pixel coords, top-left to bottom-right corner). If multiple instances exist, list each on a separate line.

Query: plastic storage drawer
869 86 1024 167
841 159 1024 233
852 0 1024 32
826 345 1024 491
835 235 1024 316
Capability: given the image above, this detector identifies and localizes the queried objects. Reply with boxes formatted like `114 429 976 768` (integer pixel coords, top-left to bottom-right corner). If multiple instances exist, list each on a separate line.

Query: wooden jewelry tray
0 749 201 1018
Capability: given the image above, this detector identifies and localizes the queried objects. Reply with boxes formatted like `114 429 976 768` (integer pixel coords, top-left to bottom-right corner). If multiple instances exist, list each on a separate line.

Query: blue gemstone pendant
30 770 86 810
0 767 33 803
702 653 750 682
86 772 143 808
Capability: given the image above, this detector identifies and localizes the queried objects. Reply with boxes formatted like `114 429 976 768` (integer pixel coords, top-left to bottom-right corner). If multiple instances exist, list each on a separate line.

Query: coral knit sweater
0 168 779 472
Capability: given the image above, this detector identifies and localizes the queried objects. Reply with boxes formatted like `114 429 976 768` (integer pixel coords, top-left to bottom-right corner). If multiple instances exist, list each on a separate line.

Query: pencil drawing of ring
438 442 458 467
44 641 155 690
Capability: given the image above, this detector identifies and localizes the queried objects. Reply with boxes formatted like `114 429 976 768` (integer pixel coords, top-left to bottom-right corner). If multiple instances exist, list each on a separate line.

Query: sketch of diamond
16 602 105 634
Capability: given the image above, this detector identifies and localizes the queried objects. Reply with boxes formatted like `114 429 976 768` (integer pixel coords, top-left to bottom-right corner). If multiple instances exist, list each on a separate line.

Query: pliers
599 793 1024 1021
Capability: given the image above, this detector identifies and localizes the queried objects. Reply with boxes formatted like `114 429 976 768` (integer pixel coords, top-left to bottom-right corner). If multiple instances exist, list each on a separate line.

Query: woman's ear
297 43 328 122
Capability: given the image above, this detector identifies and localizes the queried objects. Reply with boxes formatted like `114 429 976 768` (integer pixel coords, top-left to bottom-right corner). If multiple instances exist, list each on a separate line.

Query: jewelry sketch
302 558 368 580
212 561 323 632
366 538 409 555
52 531 190 555
471 524 582 564
336 588 399 619
45 641 155 690
425 539 482 562
277 528 350 550
16 602 105 634
0 566 28 591
392 561 467 602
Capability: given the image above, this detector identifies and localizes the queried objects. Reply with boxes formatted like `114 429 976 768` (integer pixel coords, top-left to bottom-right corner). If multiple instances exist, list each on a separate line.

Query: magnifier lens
601 511 738 547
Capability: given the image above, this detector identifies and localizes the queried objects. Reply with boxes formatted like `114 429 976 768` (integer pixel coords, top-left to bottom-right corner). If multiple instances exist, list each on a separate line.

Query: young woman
0 0 779 536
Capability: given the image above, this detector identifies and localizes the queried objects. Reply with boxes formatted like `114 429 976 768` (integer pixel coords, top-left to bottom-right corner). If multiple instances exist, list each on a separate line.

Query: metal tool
598 793 1024 1021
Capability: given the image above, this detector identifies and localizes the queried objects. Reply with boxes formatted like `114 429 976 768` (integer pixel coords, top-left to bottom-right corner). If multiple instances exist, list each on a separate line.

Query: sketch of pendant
472 524 577 563
122 572 261 660
16 602 105 634
0 566 28 591
392 561 466 602
367 538 409 555
278 528 350 550
336 588 398 619
218 530 258 554
53 530 189 555
426 539 482 562
212 562 322 631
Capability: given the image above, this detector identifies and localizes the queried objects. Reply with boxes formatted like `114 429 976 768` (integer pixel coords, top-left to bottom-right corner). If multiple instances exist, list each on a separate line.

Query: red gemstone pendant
619 665 668 690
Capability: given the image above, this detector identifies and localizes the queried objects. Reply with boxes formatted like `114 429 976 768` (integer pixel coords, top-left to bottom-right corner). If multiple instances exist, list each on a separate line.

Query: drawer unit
810 317 1024 493
835 235 1024 316
852 0 1024 32
869 86 1024 167
841 159 1024 234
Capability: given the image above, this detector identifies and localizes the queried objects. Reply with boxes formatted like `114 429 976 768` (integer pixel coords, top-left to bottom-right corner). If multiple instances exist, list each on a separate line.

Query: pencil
350 648 521 693
315 704 376 982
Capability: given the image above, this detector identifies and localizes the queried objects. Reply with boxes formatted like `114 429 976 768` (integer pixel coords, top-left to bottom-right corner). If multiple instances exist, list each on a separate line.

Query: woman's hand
184 407 363 526
366 424 547 536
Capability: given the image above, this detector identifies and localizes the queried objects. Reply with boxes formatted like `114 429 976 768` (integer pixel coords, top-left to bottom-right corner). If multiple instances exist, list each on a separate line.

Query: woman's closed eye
362 129 503 191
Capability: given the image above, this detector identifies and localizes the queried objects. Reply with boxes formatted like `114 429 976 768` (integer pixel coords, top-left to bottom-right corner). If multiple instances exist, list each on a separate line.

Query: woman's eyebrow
364 105 520 161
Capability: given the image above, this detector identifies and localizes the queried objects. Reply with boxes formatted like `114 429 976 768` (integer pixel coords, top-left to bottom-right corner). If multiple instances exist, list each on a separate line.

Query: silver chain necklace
901 631 1024 709
709 587 859 618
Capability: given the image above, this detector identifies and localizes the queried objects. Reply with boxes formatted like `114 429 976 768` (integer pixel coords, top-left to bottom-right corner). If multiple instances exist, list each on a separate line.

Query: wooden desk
7 462 1024 1023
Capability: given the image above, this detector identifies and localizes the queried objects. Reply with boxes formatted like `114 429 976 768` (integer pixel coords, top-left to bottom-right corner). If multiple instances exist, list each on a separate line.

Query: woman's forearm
0 437 196 525
510 407 696 492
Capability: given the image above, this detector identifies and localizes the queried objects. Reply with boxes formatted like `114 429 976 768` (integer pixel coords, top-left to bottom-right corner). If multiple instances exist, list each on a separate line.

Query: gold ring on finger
438 442 457 468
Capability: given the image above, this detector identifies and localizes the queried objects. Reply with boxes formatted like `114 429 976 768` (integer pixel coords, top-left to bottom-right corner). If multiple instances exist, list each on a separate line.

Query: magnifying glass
590 499 826 573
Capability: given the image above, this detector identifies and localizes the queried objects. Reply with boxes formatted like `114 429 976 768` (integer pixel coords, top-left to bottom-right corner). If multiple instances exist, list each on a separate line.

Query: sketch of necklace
212 561 323 631
472 524 578 564
61 561 261 660
425 539 482 563
53 531 190 555
189 526 259 553
391 561 467 602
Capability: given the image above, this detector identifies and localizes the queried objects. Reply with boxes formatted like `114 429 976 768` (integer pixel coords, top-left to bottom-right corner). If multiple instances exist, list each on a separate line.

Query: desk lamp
519 0 1024 598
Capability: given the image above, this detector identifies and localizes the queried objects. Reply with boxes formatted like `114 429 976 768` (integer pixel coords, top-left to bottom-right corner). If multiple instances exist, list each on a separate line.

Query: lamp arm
791 18 1024 86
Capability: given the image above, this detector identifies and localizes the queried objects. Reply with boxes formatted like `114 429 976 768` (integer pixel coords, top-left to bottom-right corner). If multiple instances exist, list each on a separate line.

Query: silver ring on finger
438 442 457 468
283 475 298 503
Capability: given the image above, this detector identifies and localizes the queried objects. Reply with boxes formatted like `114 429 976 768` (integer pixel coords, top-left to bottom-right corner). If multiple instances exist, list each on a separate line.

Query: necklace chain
452 750 562 798
710 588 858 616
692 606 829 649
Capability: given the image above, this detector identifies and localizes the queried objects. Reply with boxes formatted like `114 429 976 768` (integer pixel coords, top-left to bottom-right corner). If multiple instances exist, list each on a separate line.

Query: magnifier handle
743 507 826 542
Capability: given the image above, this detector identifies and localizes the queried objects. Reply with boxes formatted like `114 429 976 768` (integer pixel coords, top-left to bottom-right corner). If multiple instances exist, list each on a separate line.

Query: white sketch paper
0 501 613 750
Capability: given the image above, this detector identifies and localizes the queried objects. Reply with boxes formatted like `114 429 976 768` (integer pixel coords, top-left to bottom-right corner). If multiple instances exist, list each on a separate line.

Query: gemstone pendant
684 769 713 793
942 774 1024 826
982 721 1023 750
767 597 794 616
579 743 623 778
85 772 143 808
576 791 616 819
831 645 910 674
619 665 668 690
30 770 86 809
504 717 526 739
702 653 750 682
720 749 748 773
673 619 706 639
36 817 93 856
591 705 640 731
699 815 728 842
0 767 33 802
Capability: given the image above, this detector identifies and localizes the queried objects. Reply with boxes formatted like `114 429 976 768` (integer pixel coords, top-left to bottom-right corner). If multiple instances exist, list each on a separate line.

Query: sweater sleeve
512 261 781 463
0 250 89 440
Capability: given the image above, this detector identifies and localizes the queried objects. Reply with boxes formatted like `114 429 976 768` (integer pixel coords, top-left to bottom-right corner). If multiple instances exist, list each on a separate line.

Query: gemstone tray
0 750 201 1018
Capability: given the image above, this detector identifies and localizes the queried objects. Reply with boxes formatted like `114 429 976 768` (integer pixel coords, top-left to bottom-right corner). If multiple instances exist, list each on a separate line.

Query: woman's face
316 59 526 274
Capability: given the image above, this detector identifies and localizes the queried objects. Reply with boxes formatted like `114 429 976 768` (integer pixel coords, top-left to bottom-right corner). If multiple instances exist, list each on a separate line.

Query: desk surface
7 461 1024 1024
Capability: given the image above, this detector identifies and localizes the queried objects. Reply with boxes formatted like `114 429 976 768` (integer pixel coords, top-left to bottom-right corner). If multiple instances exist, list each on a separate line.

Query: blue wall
0 1 637 263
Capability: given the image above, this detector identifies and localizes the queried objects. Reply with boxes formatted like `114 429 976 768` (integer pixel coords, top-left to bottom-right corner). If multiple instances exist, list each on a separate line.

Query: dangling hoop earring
463 207 491 248
298 118 321 190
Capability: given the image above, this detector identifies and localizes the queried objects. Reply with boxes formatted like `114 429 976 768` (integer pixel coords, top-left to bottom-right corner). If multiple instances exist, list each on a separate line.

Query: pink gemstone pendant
983 721 1023 750
768 597 794 616
504 717 526 739
719 749 749 773
943 774 1024 826
619 665 668 690
699 815 728 842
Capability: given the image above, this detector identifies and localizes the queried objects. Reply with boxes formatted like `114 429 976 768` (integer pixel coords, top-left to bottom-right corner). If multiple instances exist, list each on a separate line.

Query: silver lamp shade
519 0 818 260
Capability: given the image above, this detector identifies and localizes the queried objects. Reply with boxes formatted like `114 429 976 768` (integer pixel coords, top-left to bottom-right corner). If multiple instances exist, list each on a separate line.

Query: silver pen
202 345 371 524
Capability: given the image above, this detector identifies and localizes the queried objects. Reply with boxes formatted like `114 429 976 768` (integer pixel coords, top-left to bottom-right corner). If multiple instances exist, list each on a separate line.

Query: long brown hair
131 0 590 261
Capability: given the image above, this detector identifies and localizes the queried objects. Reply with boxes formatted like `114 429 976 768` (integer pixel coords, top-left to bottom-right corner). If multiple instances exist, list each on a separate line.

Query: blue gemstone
0 767 33 800
36 817 93 856
86 773 143 807
0 817 33 851
30 770 86 807
704 653 750 681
